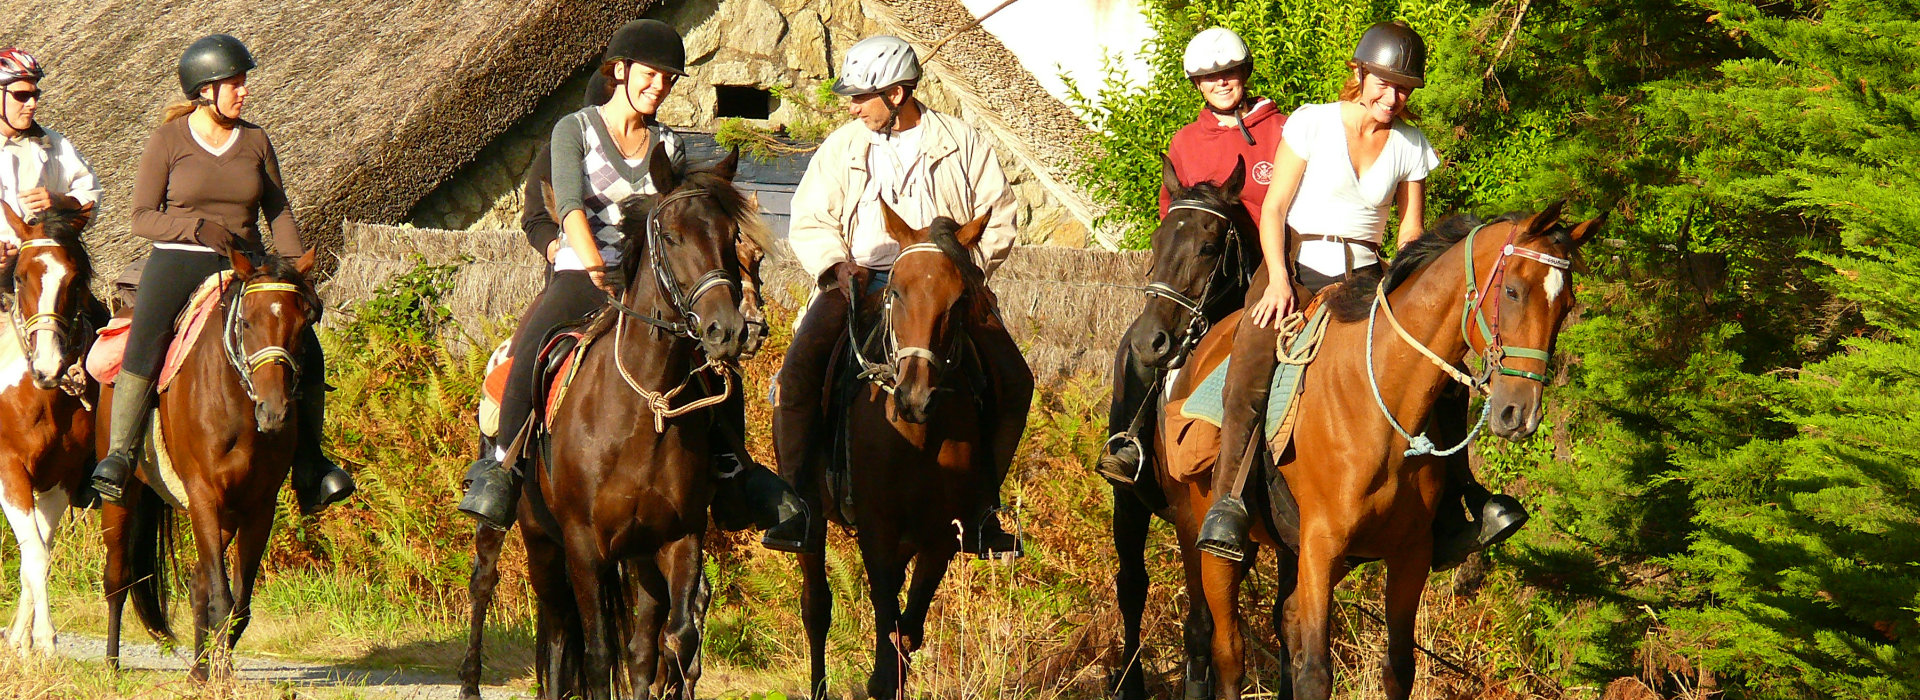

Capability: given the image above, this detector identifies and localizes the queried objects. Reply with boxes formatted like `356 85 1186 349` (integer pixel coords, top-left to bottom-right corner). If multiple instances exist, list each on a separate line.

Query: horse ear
68 202 95 232
648 140 680 193
1161 154 1183 200
1562 210 1608 251
1222 156 1247 198
294 248 317 276
880 201 918 245
1525 199 1567 236
229 249 255 277
0 202 25 238
955 212 990 248
714 147 740 182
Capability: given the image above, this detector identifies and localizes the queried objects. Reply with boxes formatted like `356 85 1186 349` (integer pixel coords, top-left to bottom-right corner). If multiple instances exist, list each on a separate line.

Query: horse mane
1322 211 1522 323
231 252 323 323
0 207 94 297
925 216 989 310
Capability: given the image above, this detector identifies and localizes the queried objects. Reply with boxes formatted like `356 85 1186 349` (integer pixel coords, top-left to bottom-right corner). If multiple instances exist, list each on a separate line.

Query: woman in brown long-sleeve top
90 34 354 513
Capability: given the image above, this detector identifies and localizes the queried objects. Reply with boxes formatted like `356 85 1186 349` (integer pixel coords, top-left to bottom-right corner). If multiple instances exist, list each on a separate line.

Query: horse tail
126 489 175 641
599 561 639 698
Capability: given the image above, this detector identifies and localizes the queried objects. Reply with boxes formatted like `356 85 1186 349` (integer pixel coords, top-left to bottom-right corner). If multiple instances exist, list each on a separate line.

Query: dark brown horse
513 146 750 700
0 204 103 652
792 205 1025 700
1154 204 1600 699
1108 158 1258 700
457 176 772 700
99 248 321 679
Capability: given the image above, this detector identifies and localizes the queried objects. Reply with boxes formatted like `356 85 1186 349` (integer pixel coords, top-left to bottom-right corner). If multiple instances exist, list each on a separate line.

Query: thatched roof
4 0 660 273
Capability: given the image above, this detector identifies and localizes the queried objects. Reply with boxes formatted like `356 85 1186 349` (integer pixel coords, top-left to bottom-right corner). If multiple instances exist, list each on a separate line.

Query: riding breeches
122 248 322 385
1211 262 1377 498
498 271 606 443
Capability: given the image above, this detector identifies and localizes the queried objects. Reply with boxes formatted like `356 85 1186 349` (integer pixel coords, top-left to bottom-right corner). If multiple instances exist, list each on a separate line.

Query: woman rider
460 20 809 550
1194 21 1524 562
90 35 355 512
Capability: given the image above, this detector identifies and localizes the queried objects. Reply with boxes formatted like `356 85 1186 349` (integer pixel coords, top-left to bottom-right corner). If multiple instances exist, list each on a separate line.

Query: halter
1141 198 1254 369
6 238 91 390
1461 225 1570 384
222 280 311 405
851 242 954 394
606 187 743 432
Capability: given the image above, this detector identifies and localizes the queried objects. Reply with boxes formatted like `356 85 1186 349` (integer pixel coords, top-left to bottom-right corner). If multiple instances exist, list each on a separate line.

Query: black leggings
123 248 322 384
498 271 606 441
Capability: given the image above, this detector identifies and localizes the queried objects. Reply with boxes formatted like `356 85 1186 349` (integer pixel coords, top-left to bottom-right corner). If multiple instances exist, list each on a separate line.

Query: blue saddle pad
1178 306 1330 441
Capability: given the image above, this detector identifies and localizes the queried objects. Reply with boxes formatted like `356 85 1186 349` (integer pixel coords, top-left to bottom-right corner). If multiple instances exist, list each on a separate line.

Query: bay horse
457 172 772 700
99 247 321 679
1156 204 1600 699
518 145 749 700
794 204 1026 700
0 203 104 652
1107 158 1257 700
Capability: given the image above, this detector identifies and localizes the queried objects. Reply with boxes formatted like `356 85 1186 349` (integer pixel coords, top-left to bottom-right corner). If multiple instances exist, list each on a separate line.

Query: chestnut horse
517 146 749 700
0 204 104 652
1107 158 1257 700
793 205 1026 700
1154 204 1600 699
100 248 321 678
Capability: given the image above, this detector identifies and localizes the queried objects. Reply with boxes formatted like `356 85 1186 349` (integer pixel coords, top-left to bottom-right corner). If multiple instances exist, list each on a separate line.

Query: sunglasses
5 89 40 103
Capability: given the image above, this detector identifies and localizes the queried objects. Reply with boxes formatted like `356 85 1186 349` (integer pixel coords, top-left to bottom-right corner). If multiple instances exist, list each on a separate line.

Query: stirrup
1096 432 1145 486
457 458 520 531
962 508 1023 561
91 452 137 506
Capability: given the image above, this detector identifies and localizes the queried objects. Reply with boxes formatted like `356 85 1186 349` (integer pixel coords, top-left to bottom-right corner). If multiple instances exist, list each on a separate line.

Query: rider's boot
90 372 157 506
739 460 810 554
772 384 826 554
1198 272 1284 563
1197 495 1252 562
290 386 356 515
459 450 522 532
1096 434 1144 486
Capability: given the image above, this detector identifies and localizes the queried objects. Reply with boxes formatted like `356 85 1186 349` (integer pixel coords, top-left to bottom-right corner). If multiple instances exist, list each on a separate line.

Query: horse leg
656 535 705 699
185 506 235 680
2 485 66 652
896 545 951 658
1269 548 1298 699
461 524 508 700
1380 549 1432 700
101 498 135 670
226 510 273 647
624 558 667 699
1200 545 1253 700
525 532 575 700
1286 537 1342 700
1175 525 1215 700
563 535 613 700
800 547 832 700
1112 485 1152 700
862 535 909 700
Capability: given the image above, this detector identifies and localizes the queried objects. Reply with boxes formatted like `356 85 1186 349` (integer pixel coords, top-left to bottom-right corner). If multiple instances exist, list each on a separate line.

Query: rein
1365 222 1572 457
6 238 93 398
222 279 312 405
607 187 741 432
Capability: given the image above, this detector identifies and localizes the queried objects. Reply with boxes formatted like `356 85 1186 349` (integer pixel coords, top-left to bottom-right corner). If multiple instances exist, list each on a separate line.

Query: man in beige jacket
775 35 1031 557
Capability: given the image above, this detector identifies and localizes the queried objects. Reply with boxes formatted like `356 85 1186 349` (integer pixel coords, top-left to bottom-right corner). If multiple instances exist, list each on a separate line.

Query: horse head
1461 201 1603 439
1 203 94 390
1128 154 1255 369
226 248 319 432
878 202 991 424
616 142 749 364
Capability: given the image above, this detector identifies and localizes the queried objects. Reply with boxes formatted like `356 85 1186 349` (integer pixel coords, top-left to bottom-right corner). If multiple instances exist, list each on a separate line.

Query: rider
90 35 356 513
1195 22 1524 562
776 35 1032 557
1098 27 1286 484
461 20 811 551
0 48 99 232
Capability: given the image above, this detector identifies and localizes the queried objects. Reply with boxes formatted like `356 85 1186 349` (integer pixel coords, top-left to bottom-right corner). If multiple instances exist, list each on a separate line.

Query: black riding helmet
178 34 255 98
602 19 686 77
1351 21 1426 88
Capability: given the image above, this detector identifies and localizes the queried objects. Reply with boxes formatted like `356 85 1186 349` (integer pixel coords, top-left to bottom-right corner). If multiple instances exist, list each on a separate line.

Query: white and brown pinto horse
0 203 103 652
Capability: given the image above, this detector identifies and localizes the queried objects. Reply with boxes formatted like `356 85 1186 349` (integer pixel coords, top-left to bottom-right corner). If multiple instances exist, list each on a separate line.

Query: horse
457 170 772 700
0 204 104 653
1154 203 1601 699
99 247 322 679
509 144 750 700
1106 157 1259 700
791 204 1027 700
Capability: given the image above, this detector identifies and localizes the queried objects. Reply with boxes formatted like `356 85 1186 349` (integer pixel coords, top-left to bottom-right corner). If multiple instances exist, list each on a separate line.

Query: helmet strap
880 90 901 137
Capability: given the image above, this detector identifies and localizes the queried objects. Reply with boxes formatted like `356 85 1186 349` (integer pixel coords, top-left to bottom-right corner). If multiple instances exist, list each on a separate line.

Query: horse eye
1199 242 1220 256
1504 285 1521 301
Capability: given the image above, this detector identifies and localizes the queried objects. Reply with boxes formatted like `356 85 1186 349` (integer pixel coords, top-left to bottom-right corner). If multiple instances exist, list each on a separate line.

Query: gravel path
56 633 529 700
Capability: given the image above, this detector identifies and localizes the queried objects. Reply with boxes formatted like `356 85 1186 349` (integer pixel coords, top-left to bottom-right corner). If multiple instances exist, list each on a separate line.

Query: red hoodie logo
1252 160 1274 185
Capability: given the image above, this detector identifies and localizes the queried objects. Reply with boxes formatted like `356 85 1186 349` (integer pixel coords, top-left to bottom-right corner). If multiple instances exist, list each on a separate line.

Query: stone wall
405 0 1092 246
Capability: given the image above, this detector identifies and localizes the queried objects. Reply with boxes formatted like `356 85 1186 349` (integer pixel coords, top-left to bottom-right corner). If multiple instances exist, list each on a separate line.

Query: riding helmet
0 49 44 85
603 19 687 77
832 35 920 97
1351 21 1426 88
1183 28 1250 78
178 34 255 98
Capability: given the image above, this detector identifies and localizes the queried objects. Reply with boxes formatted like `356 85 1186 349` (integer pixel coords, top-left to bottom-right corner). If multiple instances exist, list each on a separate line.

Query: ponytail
161 98 206 124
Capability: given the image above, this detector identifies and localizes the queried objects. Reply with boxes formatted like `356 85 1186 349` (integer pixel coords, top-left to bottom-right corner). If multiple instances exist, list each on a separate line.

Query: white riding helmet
1184 27 1251 78
832 35 922 96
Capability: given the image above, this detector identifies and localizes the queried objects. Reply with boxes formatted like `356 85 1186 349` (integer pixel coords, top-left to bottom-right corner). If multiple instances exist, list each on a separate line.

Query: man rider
0 48 100 267
776 35 1032 557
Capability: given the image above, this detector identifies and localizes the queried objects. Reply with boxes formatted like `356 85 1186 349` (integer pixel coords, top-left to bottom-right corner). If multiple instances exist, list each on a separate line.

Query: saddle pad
139 413 191 510
1163 398 1220 484
85 272 234 389
1178 304 1331 441
476 332 587 438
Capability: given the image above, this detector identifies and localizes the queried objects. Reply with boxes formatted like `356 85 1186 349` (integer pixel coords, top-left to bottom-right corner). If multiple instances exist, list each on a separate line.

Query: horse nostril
1149 331 1171 355
1499 403 1521 429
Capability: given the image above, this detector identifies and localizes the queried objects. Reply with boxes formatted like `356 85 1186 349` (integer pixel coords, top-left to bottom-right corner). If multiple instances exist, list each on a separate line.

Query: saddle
86 271 234 390
476 325 590 439
1163 301 1332 484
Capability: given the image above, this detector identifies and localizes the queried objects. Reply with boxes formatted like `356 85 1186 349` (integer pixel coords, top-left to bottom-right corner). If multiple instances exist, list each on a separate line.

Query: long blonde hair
1339 64 1418 121
160 98 205 124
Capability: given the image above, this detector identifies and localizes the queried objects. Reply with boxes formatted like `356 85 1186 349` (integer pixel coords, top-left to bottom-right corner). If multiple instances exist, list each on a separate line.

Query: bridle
1141 198 1254 369
222 278 313 405
1366 220 1574 456
850 242 963 394
6 238 92 385
605 187 743 432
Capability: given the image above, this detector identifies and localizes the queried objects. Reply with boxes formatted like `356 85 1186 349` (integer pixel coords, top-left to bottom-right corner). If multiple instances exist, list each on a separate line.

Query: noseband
1142 198 1253 368
223 280 312 405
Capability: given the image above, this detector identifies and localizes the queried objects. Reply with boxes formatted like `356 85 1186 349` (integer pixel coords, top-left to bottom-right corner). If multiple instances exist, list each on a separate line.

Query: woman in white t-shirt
1197 21 1447 561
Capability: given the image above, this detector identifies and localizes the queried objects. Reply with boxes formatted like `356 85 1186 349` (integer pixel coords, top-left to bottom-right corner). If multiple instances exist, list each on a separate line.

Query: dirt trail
56 633 529 699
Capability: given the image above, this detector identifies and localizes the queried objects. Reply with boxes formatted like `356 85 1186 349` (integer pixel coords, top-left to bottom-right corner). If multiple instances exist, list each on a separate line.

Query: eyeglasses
5 89 39 103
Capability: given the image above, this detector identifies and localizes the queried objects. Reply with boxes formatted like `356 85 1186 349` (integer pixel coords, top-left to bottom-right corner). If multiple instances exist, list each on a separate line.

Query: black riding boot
290 387 356 515
90 373 157 505
1096 434 1145 486
739 457 810 554
459 454 522 531
961 502 1023 560
1197 496 1251 561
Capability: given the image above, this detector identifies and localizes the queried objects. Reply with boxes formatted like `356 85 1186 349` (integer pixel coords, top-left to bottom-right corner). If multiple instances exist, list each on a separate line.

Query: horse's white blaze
0 326 27 394
1543 268 1566 303
1 486 67 651
28 257 67 379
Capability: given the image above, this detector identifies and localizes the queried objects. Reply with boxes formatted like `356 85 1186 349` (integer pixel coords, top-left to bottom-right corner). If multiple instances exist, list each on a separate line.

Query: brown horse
793 205 1023 700
0 204 103 652
99 248 321 678
515 147 749 700
1154 204 1600 699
